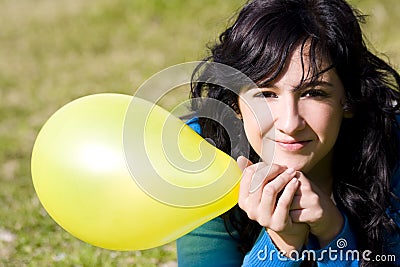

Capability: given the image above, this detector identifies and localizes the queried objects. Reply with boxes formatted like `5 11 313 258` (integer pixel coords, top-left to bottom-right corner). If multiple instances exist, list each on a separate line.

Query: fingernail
290 177 298 183
286 168 295 175
236 157 245 171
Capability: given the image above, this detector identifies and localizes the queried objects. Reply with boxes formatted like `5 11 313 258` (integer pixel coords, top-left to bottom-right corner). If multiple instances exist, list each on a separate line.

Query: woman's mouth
275 140 311 151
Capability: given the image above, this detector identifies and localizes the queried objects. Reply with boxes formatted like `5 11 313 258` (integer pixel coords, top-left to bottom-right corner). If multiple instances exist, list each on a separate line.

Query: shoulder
177 217 243 267
186 117 201 134
392 115 400 192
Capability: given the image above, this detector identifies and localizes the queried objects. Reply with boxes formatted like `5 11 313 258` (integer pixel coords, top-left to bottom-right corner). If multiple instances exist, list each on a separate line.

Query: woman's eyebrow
250 80 334 92
292 80 334 92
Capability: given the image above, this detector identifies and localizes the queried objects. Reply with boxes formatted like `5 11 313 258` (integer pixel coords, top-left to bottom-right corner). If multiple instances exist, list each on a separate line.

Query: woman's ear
343 109 354 119
342 99 354 118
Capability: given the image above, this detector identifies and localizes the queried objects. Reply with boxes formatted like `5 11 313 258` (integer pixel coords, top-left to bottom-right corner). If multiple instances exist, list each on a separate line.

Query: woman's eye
254 91 278 98
301 89 329 98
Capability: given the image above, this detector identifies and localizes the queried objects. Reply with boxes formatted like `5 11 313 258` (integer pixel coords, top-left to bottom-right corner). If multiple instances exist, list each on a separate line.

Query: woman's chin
270 159 309 172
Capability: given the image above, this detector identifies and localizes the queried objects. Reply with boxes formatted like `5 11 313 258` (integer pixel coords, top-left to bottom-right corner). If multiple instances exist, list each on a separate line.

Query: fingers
239 165 254 201
239 164 299 229
259 169 299 230
270 176 299 223
290 195 302 209
248 165 287 212
249 164 286 193
237 156 284 193
237 156 254 202
289 175 313 223
290 209 305 223
239 161 284 199
289 174 335 228
259 168 296 210
237 155 252 171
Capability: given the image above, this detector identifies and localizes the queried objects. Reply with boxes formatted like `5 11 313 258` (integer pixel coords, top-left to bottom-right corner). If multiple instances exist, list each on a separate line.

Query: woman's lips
275 140 311 151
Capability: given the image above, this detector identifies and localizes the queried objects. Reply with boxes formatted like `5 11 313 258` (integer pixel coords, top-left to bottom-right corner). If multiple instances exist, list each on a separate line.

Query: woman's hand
237 156 309 254
290 172 344 247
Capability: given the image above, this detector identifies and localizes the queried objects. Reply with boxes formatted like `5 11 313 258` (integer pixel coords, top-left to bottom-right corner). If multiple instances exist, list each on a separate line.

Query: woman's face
238 45 348 173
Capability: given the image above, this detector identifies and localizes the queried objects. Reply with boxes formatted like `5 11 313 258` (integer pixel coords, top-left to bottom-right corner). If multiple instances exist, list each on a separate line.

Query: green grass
0 0 399 266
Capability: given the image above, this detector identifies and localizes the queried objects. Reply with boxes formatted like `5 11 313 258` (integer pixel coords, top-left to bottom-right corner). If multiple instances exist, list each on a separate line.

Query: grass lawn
0 0 398 266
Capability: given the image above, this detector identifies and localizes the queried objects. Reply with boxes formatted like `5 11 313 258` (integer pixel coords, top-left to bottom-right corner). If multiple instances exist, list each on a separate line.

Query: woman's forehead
256 40 333 87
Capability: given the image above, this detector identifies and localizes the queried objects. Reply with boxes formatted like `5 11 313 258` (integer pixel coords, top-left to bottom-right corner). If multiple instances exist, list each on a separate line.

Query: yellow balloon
31 93 241 251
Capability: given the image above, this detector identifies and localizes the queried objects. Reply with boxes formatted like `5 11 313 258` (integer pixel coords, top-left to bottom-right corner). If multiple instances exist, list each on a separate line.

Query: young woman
177 0 400 266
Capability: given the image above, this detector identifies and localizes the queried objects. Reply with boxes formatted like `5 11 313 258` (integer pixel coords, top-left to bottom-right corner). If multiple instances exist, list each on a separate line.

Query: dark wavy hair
189 0 400 266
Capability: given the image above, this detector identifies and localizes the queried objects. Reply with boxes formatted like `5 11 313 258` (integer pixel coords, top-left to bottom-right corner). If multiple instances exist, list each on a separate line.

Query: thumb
236 155 253 171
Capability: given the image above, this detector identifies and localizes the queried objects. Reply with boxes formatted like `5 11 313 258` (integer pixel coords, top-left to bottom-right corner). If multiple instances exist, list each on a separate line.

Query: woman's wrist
315 209 344 247
267 227 308 258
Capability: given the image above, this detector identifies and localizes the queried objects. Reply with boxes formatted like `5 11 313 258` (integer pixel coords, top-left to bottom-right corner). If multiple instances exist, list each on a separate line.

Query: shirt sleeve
176 217 244 267
177 118 244 266
383 115 400 264
242 214 360 267
185 117 201 134
385 160 400 265
308 214 359 267
242 229 303 267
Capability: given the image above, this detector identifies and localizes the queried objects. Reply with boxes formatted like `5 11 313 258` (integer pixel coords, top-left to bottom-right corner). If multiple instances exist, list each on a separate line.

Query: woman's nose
274 100 305 135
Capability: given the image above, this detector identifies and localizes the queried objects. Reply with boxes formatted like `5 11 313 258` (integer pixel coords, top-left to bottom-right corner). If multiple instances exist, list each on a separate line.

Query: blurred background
1 0 399 266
